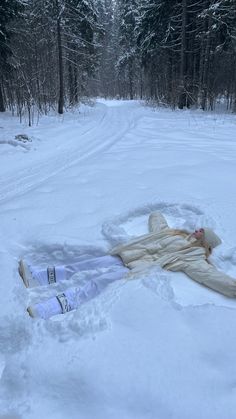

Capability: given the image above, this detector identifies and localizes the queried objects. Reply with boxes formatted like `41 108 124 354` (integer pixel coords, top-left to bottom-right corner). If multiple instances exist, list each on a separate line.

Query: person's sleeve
182 260 236 298
148 211 169 233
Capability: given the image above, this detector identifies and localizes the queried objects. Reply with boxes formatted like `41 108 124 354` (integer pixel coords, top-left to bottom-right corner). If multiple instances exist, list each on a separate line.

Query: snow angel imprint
19 211 236 319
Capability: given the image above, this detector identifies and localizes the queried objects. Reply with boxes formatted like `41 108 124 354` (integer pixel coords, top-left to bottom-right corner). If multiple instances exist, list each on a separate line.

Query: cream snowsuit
26 212 236 319
110 211 236 298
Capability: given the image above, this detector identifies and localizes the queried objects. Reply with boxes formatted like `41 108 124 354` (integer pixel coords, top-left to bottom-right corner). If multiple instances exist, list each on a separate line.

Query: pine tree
197 0 236 109
0 0 23 111
5 0 101 115
137 0 180 103
1 0 236 115
115 0 141 99
65 0 102 101
136 0 236 110
96 0 115 97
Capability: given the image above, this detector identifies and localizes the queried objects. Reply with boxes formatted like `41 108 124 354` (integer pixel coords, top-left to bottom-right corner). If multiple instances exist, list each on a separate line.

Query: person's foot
18 260 32 288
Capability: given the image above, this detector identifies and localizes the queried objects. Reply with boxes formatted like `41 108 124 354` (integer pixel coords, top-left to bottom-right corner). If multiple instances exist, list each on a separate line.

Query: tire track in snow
0 103 140 203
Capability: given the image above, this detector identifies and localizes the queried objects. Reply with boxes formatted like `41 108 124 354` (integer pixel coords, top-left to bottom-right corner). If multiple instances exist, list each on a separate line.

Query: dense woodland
0 0 236 121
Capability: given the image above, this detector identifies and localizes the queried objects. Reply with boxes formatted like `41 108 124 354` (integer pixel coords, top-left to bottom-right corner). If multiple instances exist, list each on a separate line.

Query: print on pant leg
47 266 56 284
56 293 71 313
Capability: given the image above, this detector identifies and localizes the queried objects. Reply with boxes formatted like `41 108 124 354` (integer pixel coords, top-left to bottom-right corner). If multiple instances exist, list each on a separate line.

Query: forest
0 0 236 121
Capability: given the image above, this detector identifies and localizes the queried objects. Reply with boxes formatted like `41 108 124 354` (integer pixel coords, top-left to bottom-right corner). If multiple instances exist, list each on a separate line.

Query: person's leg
20 255 123 287
65 265 128 309
65 255 123 277
27 265 129 319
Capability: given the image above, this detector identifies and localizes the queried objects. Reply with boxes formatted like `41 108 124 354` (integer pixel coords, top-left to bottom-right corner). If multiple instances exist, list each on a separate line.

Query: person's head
192 228 205 240
192 227 222 253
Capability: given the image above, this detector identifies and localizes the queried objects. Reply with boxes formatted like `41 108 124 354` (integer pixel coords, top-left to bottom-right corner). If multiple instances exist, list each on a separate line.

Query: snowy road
1 100 236 419
0 101 143 203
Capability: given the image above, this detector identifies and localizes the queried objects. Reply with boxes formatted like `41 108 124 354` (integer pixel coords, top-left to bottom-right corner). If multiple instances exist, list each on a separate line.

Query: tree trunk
178 0 187 109
34 37 42 111
68 60 74 105
232 60 236 113
201 13 212 110
140 67 143 99
128 60 134 100
74 64 78 104
56 0 64 114
0 82 5 112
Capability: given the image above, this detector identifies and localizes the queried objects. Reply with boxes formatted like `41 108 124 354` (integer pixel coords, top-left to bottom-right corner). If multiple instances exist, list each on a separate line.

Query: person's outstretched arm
182 260 236 298
148 211 169 233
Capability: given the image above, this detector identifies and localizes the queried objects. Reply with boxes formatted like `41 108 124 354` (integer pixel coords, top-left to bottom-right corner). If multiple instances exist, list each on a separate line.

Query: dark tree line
111 0 236 111
0 0 236 119
0 0 102 122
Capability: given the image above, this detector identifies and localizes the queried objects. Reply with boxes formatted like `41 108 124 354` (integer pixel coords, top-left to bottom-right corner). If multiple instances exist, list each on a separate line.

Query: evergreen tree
137 0 180 103
197 0 236 109
137 0 236 110
5 0 101 116
115 0 141 99
1 0 236 115
0 0 23 111
96 0 115 97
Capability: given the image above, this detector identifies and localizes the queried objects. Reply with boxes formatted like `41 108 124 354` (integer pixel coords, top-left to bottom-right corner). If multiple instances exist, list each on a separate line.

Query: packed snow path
1 100 236 419
0 101 142 203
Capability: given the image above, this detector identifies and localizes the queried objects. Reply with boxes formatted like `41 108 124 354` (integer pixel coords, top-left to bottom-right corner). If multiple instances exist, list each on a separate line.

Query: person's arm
182 259 236 298
148 211 169 233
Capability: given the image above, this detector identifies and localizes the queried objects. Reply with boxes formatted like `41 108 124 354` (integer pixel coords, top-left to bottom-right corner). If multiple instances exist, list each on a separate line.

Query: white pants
31 255 129 319
29 255 124 286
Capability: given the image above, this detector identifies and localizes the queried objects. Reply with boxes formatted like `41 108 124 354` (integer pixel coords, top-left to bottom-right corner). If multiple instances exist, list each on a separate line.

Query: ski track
1 102 234 204
0 103 140 204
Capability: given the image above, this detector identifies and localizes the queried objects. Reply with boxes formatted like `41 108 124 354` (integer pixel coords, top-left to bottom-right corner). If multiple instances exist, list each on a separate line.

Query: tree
137 0 180 103
115 0 141 99
96 0 115 97
197 0 236 109
4 0 102 115
1 0 236 115
0 0 23 111
137 0 236 110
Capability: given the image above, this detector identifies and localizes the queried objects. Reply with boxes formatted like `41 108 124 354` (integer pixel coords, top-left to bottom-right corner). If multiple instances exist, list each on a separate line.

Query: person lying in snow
19 211 236 319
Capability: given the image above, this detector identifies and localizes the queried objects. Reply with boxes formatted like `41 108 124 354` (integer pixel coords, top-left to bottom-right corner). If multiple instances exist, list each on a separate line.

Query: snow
0 99 236 418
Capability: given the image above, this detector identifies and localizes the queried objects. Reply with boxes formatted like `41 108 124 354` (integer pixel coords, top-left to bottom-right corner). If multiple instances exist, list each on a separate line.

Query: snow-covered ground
0 99 236 419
